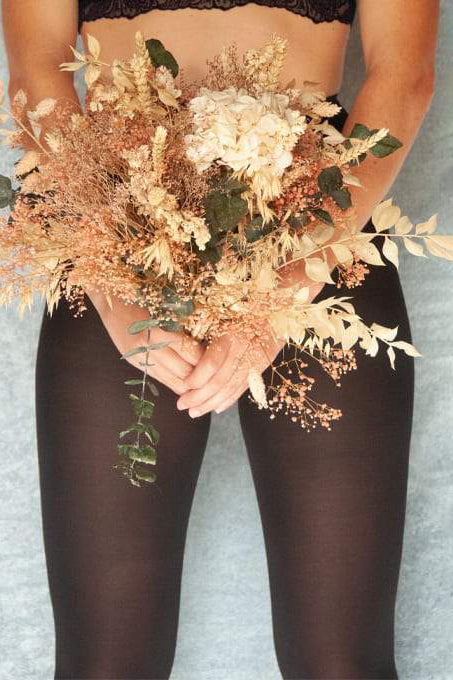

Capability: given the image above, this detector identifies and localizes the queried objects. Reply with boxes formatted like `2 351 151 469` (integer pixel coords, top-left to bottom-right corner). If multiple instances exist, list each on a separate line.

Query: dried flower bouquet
0 33 452 488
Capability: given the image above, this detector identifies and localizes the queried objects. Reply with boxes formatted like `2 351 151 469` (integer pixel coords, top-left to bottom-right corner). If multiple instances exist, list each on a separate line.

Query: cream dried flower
184 86 306 208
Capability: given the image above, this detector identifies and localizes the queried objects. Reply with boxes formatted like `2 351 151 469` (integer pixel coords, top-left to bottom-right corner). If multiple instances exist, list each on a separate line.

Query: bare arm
280 0 439 287
3 1 202 390
2 0 82 151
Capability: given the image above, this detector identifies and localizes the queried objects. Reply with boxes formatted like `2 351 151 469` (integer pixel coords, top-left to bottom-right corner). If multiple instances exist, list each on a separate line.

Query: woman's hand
176 279 326 417
175 320 286 418
87 287 204 396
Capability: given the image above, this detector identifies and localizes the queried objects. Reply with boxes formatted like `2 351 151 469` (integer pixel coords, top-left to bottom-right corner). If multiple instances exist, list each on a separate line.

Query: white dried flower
184 86 306 205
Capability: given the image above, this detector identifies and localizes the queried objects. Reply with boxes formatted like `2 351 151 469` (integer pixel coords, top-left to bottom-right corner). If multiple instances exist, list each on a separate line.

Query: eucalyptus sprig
113 317 169 489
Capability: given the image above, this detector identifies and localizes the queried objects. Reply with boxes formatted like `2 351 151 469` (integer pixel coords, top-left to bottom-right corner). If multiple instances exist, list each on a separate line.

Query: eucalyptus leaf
128 445 157 465
349 123 372 140
195 243 223 265
158 318 182 332
309 208 334 226
134 465 157 483
317 166 343 195
120 341 170 359
204 190 248 232
0 175 13 209
145 38 179 78
370 133 403 158
127 318 160 334
331 187 352 210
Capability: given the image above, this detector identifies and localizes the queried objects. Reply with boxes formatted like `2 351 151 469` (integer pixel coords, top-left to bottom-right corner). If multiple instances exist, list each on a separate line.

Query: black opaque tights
35 97 414 679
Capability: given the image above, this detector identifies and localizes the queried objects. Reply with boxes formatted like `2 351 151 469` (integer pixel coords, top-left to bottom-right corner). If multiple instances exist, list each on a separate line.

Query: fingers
182 335 230 391
140 360 188 396
132 328 200 381
152 346 195 381
171 334 205 366
214 383 248 414
187 373 246 418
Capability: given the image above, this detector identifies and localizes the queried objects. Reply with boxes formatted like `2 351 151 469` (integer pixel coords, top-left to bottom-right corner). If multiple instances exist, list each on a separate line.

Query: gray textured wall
0 3 452 678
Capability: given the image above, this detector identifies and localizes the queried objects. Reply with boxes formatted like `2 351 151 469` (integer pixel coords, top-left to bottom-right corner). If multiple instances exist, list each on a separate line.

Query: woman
2 1 439 678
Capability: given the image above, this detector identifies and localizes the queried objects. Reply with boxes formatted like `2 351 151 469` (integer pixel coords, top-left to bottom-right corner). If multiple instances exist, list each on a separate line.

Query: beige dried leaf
309 223 334 245
403 237 426 257
342 323 359 351
342 172 363 188
305 257 335 283
157 88 180 109
382 237 399 269
387 346 396 370
85 64 102 88
391 340 422 357
394 216 413 235
372 200 401 232
351 240 385 266
415 214 438 235
59 61 85 72
425 235 453 261
370 323 399 342
87 34 101 61
330 243 353 265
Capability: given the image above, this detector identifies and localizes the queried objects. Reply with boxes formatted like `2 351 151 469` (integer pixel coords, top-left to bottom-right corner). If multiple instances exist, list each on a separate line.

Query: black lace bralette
78 0 357 32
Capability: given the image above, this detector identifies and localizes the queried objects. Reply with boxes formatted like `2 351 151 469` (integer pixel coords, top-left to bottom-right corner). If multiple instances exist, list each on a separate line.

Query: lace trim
78 0 356 30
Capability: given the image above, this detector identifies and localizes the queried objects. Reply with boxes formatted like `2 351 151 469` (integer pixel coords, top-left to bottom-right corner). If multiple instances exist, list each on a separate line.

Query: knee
274 643 398 679
55 644 176 679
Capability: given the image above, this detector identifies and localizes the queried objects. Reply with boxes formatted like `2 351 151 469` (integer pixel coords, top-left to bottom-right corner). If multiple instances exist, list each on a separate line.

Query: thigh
238 241 414 678
35 295 211 678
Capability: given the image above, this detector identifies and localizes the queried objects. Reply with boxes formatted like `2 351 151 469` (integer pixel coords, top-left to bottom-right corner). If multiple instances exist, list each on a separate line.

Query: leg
35 295 211 679
238 241 414 679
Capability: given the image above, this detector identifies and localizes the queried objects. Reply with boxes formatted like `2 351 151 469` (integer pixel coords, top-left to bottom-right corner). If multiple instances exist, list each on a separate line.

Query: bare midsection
80 6 350 96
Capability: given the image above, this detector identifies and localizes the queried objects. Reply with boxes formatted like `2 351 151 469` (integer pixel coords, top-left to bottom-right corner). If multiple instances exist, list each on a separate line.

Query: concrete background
0 2 452 677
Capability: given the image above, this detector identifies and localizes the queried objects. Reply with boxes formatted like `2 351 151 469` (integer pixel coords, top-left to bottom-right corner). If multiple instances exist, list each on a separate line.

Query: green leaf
149 382 159 397
204 190 248 232
127 318 160 334
158 318 182 332
370 133 403 158
129 394 155 419
349 153 367 167
331 187 352 210
119 422 149 438
145 38 179 78
195 243 222 265
124 379 146 386
0 175 13 209
309 208 334 226
245 216 275 243
317 166 343 195
134 464 157 483
120 341 170 359
117 443 138 458
144 425 160 445
128 445 157 465
287 211 310 229
222 177 249 195
349 123 372 140
160 286 194 319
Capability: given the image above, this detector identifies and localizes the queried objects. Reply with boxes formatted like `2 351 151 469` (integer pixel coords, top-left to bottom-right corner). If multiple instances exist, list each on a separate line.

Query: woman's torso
78 0 356 95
